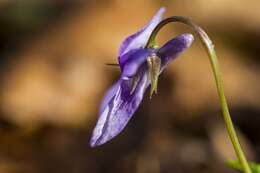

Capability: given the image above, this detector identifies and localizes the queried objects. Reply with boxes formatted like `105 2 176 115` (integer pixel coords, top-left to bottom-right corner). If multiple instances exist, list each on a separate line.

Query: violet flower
90 8 194 147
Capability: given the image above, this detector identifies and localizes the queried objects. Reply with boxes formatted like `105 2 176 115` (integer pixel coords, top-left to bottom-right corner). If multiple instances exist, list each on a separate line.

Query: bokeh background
0 0 259 173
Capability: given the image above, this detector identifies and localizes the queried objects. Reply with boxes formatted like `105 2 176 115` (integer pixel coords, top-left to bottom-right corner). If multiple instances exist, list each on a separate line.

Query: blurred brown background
0 0 259 173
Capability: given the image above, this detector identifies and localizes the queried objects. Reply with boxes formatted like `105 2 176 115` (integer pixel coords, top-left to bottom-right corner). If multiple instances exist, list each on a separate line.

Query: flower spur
90 8 194 147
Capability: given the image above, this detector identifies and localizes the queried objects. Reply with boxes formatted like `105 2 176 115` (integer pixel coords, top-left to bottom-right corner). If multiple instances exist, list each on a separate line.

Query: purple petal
118 7 165 64
99 82 120 114
158 33 194 68
121 49 150 79
90 70 149 147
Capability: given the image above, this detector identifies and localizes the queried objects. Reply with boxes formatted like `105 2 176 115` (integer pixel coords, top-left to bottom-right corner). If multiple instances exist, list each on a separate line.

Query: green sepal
147 54 161 99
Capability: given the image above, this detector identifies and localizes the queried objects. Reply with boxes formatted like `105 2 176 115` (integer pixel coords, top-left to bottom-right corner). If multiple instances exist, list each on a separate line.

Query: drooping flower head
90 8 194 147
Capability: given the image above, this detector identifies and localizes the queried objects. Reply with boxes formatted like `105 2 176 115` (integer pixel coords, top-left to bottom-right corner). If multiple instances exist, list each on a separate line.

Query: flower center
147 53 161 98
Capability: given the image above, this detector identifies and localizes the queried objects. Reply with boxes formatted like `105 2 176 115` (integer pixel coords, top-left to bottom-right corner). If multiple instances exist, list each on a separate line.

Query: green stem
146 16 252 173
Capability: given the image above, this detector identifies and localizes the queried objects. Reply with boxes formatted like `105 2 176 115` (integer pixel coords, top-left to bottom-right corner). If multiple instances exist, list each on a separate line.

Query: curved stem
146 16 252 173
